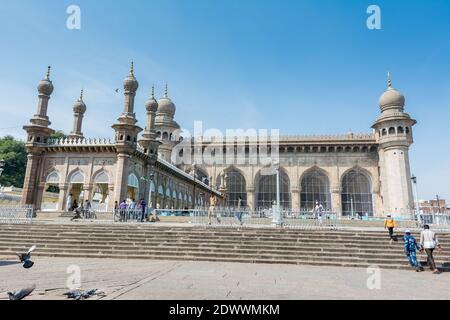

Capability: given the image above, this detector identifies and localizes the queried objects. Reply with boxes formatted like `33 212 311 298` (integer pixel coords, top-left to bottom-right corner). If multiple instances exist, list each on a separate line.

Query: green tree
0 135 27 188
50 131 67 140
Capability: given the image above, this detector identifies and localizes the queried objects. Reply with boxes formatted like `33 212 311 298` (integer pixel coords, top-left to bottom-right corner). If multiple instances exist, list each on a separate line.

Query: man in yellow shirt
384 214 397 243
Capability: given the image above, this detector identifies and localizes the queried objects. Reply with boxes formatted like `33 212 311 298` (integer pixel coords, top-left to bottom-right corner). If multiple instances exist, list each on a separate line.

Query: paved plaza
1 257 449 300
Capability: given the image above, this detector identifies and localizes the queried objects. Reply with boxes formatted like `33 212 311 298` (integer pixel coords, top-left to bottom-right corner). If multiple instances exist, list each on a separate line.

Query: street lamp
411 175 420 221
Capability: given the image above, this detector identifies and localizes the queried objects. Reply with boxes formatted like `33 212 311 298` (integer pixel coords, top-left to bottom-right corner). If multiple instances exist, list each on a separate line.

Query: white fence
0 205 34 224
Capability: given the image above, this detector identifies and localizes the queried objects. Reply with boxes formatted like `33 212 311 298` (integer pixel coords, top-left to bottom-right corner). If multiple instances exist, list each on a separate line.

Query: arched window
397 127 404 134
158 185 165 195
300 169 331 211
256 169 291 209
46 171 60 184
388 127 396 135
127 174 139 189
216 169 247 207
382 129 387 136
69 170 85 184
163 132 169 140
94 171 109 184
341 170 373 216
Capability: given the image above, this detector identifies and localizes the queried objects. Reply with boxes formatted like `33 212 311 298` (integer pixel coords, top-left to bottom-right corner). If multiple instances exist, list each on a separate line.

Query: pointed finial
151 85 155 98
387 71 392 89
79 88 84 101
130 61 134 76
46 66 51 80
164 83 169 98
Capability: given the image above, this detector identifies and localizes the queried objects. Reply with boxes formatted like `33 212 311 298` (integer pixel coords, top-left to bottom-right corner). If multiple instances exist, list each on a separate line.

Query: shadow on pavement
0 260 20 267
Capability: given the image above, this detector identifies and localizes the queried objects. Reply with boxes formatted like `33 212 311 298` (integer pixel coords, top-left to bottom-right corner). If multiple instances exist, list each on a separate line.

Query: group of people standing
384 215 443 274
113 199 160 223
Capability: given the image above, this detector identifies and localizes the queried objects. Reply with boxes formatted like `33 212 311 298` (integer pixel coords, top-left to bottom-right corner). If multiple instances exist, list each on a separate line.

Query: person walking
384 214 397 244
208 194 220 225
315 201 324 226
83 200 92 219
139 199 147 222
119 200 128 222
420 225 442 274
235 196 244 225
404 230 422 272
66 194 73 212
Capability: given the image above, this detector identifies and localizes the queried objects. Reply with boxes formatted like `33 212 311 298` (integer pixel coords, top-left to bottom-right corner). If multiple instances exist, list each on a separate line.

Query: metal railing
0 205 34 224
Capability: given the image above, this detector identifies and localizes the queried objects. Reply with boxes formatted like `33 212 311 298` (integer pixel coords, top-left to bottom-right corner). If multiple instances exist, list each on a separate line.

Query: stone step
1 244 447 262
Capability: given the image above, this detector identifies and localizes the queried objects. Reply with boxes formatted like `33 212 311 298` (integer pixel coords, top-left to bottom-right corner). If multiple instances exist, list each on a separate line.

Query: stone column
246 187 255 210
35 183 46 211
58 183 68 211
114 153 130 204
21 154 40 206
108 184 115 212
291 187 300 211
331 185 342 217
82 184 93 203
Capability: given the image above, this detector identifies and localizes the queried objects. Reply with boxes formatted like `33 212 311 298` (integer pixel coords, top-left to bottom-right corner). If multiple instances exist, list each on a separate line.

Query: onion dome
157 83 176 117
123 62 139 92
145 86 159 112
37 66 54 96
73 89 86 114
379 72 405 111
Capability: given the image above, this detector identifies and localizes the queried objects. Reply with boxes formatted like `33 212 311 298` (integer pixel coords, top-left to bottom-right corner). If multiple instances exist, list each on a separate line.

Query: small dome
38 66 54 95
157 84 176 117
73 100 86 114
379 73 405 110
379 88 405 110
123 62 139 92
73 90 86 113
145 87 158 112
157 97 176 117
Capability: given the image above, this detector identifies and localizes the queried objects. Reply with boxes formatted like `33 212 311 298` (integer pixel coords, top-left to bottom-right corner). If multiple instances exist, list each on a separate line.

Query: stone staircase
0 223 449 270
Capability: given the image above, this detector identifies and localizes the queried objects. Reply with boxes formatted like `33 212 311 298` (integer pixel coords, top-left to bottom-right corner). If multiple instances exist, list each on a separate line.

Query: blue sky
0 0 449 201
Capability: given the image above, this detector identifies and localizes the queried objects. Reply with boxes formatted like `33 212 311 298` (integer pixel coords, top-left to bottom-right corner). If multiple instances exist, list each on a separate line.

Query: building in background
21 65 417 218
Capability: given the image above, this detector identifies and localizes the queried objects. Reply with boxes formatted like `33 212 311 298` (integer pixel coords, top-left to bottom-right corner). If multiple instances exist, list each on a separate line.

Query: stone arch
397 126 404 134
299 167 331 211
388 127 396 135
93 170 110 184
255 166 291 209
216 166 248 207
340 167 374 217
46 170 61 184
68 169 85 184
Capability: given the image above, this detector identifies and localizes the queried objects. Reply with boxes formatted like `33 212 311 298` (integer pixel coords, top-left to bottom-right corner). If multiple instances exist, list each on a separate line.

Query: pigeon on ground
64 289 106 300
7 284 36 300
17 245 36 269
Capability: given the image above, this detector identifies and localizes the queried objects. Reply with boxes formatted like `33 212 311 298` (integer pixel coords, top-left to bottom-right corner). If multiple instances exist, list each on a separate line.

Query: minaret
112 62 143 204
22 66 56 207
154 83 181 162
372 73 417 217
68 89 87 139
139 86 161 156
112 62 143 145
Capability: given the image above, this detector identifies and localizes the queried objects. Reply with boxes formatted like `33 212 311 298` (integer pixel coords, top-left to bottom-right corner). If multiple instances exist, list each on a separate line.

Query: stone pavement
1 257 449 300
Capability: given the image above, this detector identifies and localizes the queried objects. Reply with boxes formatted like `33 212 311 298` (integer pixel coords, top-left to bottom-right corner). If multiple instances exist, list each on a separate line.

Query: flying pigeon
114 88 120 93
64 289 106 300
17 245 36 269
7 284 36 300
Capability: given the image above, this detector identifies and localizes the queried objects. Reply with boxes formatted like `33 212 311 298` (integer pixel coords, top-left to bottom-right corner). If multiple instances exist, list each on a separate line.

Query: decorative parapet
279 133 376 142
47 137 114 146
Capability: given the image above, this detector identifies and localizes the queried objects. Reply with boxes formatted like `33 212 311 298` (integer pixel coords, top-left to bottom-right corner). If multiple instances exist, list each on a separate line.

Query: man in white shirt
420 225 443 274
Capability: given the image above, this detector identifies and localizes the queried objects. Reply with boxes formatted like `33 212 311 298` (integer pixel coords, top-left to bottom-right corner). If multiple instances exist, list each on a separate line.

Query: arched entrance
127 173 139 203
256 169 291 209
42 171 60 212
92 171 110 212
341 169 374 217
300 169 331 211
68 170 85 209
